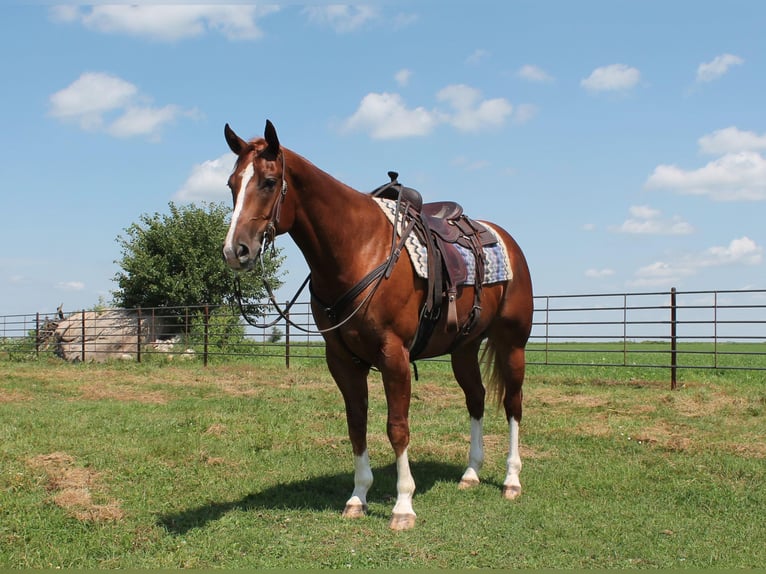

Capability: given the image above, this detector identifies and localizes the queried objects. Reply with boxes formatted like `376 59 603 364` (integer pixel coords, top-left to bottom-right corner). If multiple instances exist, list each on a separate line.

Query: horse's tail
481 339 505 409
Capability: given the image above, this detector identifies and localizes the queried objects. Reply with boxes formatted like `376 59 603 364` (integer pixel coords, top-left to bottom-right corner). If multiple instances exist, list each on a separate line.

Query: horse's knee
387 419 410 452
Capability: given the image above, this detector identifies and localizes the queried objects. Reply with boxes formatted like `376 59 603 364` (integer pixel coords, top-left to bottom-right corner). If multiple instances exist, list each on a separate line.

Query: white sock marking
345 450 373 508
391 448 416 517
504 417 522 489
461 417 484 484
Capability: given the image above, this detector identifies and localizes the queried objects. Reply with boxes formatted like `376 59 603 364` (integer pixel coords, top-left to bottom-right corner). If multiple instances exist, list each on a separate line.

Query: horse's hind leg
451 341 486 489
487 338 527 500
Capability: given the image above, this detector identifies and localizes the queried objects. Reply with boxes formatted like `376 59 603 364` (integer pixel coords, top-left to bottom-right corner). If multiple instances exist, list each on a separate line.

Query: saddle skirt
373 198 513 285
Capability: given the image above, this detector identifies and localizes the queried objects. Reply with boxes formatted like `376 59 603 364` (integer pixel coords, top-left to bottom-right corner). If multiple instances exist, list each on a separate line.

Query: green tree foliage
112 202 284 316
188 306 247 351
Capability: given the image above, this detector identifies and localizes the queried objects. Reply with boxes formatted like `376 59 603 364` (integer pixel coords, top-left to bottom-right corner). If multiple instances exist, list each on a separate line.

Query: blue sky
1 1 764 317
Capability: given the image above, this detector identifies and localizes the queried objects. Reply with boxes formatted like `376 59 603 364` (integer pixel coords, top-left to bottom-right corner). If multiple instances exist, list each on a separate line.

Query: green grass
1 357 765 568
527 340 766 369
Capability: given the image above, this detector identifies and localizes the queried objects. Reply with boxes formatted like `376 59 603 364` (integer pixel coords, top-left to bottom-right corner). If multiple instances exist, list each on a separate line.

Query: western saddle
370 172 497 359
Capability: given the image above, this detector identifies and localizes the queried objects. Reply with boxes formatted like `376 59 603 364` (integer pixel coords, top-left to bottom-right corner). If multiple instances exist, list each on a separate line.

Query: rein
233 155 413 335
233 254 387 335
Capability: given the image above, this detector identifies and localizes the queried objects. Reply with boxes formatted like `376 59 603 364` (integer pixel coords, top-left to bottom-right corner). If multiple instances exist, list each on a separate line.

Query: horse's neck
284 150 389 297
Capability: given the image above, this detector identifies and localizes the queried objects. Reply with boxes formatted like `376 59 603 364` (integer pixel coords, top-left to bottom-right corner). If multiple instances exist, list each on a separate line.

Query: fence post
622 294 628 366
203 304 209 367
670 288 677 390
544 296 550 365
35 312 40 358
81 309 86 362
136 307 142 363
285 300 291 369
713 291 718 369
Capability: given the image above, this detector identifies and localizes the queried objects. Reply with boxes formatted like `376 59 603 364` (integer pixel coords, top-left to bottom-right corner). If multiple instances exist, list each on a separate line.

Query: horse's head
222 120 286 271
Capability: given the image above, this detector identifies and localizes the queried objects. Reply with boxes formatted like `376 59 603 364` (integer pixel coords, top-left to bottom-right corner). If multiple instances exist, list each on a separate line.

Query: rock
51 309 165 363
179 349 196 360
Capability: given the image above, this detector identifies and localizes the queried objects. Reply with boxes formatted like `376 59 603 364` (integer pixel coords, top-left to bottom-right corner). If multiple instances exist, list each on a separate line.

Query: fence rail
2 288 764 387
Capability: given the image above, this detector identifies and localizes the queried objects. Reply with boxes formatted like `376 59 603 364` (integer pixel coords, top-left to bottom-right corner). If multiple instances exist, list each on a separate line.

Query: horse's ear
224 123 247 155
263 119 280 161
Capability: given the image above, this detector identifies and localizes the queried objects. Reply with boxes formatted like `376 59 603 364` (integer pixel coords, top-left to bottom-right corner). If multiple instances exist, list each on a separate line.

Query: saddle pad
373 198 513 284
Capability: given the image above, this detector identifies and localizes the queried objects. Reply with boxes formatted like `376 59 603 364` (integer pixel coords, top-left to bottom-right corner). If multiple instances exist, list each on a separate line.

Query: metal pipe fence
2 288 764 387
527 288 766 388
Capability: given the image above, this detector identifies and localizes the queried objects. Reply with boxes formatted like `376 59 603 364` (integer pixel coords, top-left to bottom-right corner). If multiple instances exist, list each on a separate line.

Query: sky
1 1 765 318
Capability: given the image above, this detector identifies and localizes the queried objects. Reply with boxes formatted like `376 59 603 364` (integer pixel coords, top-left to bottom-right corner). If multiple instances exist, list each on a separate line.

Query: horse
222 120 534 530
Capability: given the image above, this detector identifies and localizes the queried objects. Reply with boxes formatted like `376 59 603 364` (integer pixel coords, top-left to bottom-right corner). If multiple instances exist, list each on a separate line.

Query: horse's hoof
502 485 521 500
389 513 416 531
458 477 480 490
342 503 367 519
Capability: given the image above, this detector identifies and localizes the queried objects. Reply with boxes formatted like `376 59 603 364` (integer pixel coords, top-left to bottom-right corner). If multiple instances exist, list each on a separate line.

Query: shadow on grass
159 459 470 534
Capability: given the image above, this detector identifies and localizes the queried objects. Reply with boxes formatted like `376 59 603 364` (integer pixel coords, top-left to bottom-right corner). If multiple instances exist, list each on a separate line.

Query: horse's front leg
379 342 417 531
325 347 373 518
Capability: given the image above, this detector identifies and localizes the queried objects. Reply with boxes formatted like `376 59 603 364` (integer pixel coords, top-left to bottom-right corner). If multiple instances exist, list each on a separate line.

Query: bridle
232 150 411 335
233 148 298 330
260 149 289 250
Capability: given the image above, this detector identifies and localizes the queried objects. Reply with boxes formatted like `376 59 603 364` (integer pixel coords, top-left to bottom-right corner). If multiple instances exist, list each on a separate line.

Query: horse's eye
262 178 278 191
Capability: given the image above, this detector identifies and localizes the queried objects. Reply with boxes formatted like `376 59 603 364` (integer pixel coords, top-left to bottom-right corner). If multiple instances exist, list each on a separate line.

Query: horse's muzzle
222 240 260 271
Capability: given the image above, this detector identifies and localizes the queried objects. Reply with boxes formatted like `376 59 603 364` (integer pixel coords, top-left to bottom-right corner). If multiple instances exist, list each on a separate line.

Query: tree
112 202 284 316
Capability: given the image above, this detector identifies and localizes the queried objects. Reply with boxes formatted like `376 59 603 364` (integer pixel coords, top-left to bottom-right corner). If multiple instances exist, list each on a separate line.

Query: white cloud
395 68 412 87
610 205 694 235
393 12 418 29
342 93 439 139
51 5 277 41
696 53 744 83
585 268 615 279
628 205 660 219
49 72 194 139
581 64 640 92
108 105 183 139
629 236 762 287
701 236 763 267
56 281 85 292
451 156 491 171
629 261 693 288
437 84 512 132
466 49 490 65
518 65 554 83
646 151 766 201
513 103 538 124
698 127 766 155
302 5 378 33
174 154 234 202
49 72 136 130
343 84 514 139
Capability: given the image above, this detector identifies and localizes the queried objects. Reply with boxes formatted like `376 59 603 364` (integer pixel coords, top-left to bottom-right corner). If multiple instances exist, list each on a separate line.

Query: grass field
1 356 765 568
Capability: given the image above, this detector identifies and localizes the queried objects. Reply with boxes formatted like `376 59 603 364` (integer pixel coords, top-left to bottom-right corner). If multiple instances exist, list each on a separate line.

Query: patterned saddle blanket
373 198 513 284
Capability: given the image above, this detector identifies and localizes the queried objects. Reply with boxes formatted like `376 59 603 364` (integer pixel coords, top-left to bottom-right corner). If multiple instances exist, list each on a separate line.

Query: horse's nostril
236 243 250 259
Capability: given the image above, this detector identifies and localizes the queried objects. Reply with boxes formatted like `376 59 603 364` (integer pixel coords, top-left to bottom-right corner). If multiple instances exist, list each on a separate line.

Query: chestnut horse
222 120 533 530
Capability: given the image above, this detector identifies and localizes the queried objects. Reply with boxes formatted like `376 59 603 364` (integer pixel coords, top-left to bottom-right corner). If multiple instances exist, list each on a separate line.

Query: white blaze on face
223 163 254 262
